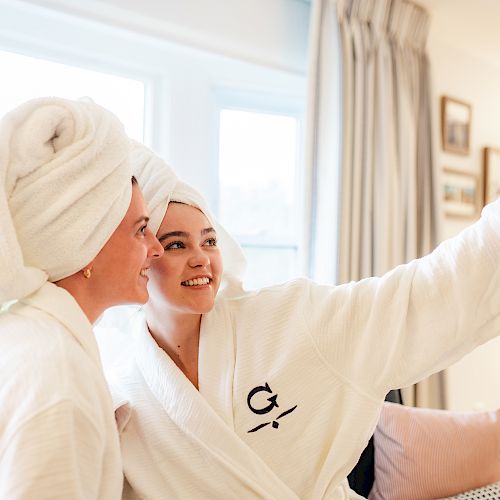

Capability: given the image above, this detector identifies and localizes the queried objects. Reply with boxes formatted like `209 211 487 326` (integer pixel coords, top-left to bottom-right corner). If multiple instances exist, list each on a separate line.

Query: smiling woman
0 97 159 498
144 202 223 388
102 143 500 500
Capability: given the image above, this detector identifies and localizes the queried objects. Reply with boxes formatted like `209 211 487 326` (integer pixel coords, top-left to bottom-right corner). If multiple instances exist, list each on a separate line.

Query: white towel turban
130 142 246 296
0 97 132 303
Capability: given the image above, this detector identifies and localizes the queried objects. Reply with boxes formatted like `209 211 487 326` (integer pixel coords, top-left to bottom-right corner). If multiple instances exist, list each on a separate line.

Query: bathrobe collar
128 312 298 499
198 301 236 428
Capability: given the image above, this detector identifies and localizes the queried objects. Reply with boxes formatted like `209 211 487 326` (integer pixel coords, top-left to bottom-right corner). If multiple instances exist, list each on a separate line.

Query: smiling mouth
140 269 149 277
181 277 211 286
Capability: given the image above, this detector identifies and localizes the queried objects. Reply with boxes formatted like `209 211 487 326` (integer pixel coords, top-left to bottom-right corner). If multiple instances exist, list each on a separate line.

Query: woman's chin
190 300 215 315
127 288 149 306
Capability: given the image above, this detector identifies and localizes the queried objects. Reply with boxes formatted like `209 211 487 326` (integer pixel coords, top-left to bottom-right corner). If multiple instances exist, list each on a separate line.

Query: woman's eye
138 225 147 236
204 238 217 247
165 241 184 250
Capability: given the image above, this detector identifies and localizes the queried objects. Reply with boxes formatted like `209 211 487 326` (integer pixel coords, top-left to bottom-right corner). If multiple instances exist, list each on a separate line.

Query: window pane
218 109 300 289
0 49 144 141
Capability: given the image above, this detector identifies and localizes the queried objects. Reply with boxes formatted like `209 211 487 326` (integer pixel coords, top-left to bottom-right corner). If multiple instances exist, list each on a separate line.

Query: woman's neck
55 277 104 324
144 304 202 389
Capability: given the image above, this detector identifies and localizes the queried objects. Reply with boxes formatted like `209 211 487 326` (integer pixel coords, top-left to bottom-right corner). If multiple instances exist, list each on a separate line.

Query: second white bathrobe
108 200 500 500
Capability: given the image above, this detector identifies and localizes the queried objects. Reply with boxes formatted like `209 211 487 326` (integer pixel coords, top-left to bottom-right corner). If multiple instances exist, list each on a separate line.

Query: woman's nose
147 229 164 259
188 247 210 267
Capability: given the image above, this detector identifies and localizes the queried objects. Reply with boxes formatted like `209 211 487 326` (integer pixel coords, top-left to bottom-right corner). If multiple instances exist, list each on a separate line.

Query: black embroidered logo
247 382 297 433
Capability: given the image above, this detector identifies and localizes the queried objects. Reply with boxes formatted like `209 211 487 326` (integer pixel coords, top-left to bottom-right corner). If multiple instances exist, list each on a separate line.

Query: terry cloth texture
0 96 132 302
0 282 123 498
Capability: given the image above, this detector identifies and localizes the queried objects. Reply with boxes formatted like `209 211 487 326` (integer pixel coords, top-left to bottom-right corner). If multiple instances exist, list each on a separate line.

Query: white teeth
140 269 148 277
182 277 210 286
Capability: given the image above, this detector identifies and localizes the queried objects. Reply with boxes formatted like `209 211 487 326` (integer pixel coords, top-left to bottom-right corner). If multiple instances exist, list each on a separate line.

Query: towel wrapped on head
130 141 246 297
0 97 132 303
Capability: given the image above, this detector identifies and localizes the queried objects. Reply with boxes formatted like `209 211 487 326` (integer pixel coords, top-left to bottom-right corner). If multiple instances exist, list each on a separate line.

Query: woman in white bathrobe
105 144 500 500
0 98 163 499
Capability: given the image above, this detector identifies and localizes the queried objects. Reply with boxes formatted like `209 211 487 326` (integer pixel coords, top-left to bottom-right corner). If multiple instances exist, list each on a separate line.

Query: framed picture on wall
442 168 479 218
441 96 472 155
484 147 500 205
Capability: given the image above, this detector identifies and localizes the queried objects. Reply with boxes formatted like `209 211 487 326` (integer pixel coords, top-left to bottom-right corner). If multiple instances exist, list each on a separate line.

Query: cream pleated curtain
306 0 444 408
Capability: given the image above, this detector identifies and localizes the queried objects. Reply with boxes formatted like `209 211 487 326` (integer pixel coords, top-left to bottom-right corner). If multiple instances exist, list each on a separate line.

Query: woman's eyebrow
201 227 216 236
134 216 150 226
158 230 189 242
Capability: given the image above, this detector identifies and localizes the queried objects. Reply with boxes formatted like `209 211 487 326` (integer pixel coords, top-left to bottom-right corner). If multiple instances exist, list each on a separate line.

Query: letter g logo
247 382 279 415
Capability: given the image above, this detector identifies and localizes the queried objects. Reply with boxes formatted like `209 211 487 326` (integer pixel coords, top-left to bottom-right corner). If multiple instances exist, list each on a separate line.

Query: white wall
427 25 500 410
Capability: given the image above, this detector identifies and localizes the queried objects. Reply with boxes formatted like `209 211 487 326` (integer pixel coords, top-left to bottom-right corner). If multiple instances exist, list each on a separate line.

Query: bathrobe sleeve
305 200 500 399
0 399 106 500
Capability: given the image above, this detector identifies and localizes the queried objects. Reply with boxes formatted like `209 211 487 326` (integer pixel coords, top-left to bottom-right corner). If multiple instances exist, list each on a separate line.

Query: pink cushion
369 402 500 500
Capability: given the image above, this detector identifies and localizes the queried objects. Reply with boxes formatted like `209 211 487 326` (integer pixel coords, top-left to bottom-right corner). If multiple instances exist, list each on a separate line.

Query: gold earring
83 268 92 279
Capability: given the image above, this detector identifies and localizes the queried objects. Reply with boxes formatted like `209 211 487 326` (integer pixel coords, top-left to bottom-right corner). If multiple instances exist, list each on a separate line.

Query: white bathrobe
107 200 500 500
0 282 123 499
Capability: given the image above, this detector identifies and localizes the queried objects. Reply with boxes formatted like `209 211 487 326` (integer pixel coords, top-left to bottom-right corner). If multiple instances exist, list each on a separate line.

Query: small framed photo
483 147 500 205
441 96 472 155
442 168 479 218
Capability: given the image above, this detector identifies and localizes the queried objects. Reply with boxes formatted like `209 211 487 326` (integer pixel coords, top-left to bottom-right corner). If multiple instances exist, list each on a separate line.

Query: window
0 49 145 141
218 106 303 290
0 2 307 293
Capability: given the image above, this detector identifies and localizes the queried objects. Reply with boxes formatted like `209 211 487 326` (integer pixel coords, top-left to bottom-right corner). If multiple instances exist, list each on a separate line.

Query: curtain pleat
338 11 353 284
305 0 344 282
